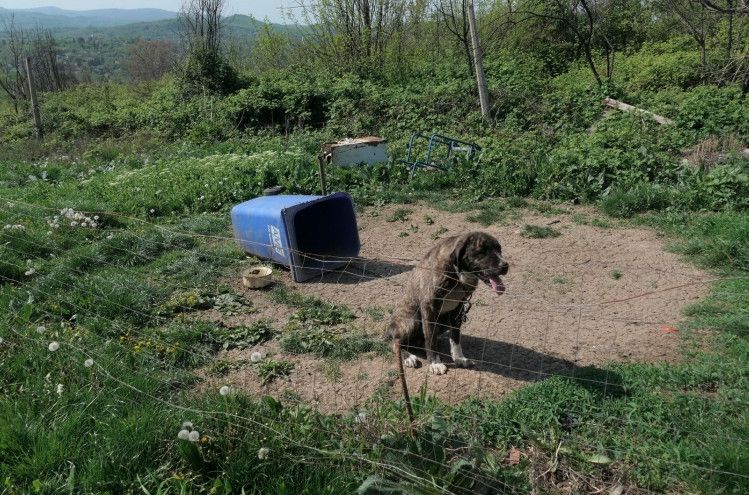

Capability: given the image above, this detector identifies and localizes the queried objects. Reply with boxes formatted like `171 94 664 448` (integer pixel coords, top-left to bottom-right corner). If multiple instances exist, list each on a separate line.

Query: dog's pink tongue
489 277 505 295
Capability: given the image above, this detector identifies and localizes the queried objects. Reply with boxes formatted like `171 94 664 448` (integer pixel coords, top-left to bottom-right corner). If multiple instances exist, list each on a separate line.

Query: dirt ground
198 203 711 413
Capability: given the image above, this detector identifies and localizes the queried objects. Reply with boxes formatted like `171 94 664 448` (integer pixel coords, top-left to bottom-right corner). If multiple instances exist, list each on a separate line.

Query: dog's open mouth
487 276 505 295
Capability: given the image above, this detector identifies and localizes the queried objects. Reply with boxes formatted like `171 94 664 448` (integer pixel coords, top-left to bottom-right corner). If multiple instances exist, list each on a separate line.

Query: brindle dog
386 232 509 375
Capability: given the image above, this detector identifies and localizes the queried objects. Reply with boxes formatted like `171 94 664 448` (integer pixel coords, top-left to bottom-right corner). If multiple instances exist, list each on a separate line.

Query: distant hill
0 6 177 29
0 8 301 81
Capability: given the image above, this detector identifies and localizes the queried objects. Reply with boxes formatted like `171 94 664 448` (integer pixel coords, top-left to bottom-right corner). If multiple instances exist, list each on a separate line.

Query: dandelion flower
177 429 190 440
36 325 45 334
48 341 60 352
250 351 265 363
219 385 230 396
56 383 63 396
188 430 200 442
257 447 270 460
84 358 94 368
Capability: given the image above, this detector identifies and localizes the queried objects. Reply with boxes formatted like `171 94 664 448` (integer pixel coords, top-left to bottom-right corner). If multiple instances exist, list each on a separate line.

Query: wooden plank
602 97 674 125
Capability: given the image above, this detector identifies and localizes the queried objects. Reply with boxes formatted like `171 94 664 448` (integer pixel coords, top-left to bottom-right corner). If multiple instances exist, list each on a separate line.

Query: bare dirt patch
198 203 710 413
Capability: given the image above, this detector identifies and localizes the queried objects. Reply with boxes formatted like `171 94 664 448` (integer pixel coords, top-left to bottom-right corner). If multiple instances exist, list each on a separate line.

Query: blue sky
0 0 290 23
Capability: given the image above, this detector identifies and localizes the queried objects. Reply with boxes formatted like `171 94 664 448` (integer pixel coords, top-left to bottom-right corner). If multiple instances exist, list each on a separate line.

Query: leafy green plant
279 327 386 360
254 359 295 384
218 320 275 350
386 208 412 222
213 292 253 316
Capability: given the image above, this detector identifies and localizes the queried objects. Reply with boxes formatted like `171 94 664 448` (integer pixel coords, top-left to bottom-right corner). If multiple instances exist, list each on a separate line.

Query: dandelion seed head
188 430 200 442
56 383 63 396
177 429 190 440
48 341 60 352
36 325 45 334
250 351 265 363
181 421 193 429
355 411 367 423
219 385 230 396
25 268 36 276
257 447 270 460
84 358 94 368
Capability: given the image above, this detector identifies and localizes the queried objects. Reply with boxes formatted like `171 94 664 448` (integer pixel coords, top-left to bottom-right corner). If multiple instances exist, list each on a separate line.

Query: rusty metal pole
467 2 490 122
25 57 43 140
317 154 328 196
394 338 416 435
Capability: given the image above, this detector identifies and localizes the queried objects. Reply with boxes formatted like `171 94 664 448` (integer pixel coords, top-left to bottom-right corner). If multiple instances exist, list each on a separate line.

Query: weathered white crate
322 136 388 167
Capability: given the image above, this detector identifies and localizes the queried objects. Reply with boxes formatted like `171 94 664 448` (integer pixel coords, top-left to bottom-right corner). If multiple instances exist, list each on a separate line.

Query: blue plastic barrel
230 192 361 282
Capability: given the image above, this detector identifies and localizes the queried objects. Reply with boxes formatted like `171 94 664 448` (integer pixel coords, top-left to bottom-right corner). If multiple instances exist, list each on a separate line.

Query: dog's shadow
410 334 627 398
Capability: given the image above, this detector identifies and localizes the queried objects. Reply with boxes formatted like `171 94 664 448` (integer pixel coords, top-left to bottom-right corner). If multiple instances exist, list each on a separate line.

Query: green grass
0 137 747 493
520 224 561 238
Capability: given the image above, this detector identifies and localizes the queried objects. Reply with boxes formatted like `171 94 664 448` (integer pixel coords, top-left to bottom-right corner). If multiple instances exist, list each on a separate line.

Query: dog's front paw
454 357 475 368
404 354 420 368
428 362 448 375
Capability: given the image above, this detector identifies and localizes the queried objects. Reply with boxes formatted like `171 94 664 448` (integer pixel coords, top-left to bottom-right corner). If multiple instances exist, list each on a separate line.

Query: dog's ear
452 232 478 271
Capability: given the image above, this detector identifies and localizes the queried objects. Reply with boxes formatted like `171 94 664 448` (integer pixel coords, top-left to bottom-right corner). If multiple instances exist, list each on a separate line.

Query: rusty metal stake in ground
317 153 328 196
394 338 416 435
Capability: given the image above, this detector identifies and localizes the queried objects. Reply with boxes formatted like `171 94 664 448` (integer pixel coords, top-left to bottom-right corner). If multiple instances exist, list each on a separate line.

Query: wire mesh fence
1 196 747 493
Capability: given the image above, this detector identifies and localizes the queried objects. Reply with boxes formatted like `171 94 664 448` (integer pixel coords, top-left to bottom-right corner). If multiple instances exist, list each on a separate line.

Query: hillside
0 9 298 80
0 6 177 28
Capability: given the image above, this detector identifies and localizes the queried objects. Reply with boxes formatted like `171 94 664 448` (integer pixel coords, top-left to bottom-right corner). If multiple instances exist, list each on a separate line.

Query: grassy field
0 137 747 494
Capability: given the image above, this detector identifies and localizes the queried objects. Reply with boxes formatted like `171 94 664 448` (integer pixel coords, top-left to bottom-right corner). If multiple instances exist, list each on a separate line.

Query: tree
655 0 712 77
0 17 75 113
693 0 749 94
290 0 418 74
433 0 474 77
0 15 27 113
179 0 238 93
513 0 617 86
125 39 178 82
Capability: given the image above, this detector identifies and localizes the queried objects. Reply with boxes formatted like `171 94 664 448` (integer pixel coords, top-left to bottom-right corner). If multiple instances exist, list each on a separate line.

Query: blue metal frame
400 132 481 177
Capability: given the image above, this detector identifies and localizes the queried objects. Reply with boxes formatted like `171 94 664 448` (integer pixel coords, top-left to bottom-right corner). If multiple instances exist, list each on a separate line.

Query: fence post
394 338 416 435
25 57 43 140
467 2 490 122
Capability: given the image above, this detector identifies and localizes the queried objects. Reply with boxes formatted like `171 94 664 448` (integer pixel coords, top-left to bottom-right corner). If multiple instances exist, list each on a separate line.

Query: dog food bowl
242 266 273 289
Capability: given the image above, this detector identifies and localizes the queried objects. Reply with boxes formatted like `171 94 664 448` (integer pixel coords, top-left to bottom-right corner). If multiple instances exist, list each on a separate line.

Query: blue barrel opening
231 192 360 282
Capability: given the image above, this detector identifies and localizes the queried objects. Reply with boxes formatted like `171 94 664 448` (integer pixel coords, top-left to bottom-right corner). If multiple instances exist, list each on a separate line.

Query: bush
538 113 682 201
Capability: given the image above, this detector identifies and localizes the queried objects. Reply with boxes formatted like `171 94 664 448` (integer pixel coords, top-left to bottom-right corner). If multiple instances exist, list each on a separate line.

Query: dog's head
453 232 509 295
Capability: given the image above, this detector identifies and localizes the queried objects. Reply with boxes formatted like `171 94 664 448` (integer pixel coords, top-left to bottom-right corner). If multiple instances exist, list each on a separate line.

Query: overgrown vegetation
0 0 747 492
